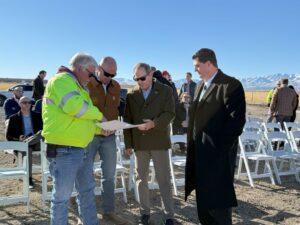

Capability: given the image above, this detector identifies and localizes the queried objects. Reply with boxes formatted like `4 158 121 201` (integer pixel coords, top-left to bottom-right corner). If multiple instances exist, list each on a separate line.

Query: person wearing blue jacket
4 86 23 120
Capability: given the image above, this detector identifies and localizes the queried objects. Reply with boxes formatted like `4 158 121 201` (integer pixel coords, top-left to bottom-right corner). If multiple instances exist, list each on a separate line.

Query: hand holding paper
137 119 155 131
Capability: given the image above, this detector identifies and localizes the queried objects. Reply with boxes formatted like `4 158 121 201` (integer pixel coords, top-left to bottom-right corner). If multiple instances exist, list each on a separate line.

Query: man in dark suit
6 96 43 188
32 70 46 101
179 72 197 103
185 48 246 225
124 63 175 225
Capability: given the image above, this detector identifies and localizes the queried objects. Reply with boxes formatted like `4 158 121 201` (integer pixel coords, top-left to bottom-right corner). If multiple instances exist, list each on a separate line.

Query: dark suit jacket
6 111 43 141
32 75 45 100
3 97 20 119
179 81 197 101
185 70 246 209
124 81 175 151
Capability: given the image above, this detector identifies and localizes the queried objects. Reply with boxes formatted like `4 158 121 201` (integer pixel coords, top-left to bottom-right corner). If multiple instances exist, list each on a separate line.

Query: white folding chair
115 146 128 203
169 135 187 192
263 122 285 152
286 130 300 170
40 141 50 211
265 132 300 183
127 154 139 202
0 141 30 212
247 116 264 123
243 121 263 132
237 132 279 187
287 130 300 153
284 122 300 140
263 122 283 132
93 140 128 203
129 150 178 203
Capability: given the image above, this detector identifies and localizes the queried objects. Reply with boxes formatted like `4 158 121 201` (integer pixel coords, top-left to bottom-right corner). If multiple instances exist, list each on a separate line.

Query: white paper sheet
96 120 140 130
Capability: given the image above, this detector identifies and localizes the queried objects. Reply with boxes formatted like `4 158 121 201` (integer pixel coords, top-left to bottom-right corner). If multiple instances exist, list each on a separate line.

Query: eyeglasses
85 68 97 78
20 101 31 105
133 74 148 82
102 69 116 78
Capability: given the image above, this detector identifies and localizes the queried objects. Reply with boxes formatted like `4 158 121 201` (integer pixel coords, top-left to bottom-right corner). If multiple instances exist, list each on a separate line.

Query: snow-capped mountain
116 73 300 91
240 73 300 90
115 78 135 86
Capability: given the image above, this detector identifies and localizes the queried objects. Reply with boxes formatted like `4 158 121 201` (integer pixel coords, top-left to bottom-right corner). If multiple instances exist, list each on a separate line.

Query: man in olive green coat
124 63 176 225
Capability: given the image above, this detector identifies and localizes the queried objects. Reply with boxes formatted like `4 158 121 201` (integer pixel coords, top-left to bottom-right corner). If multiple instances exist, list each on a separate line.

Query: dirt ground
0 105 300 225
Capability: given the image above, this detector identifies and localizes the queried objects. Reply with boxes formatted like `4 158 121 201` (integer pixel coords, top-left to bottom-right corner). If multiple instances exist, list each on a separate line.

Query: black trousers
197 207 232 225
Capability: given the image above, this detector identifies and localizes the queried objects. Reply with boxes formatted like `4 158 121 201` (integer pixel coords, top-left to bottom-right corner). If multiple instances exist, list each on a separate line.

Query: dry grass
0 82 287 105
245 91 268 105
0 82 18 90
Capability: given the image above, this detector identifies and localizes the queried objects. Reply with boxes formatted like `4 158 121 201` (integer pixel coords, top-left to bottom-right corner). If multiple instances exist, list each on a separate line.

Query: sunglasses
85 68 97 78
102 69 116 78
20 101 31 105
133 74 148 82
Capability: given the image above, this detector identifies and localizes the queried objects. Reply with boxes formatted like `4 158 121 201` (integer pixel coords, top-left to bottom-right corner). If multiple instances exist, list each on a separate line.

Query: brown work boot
103 212 129 225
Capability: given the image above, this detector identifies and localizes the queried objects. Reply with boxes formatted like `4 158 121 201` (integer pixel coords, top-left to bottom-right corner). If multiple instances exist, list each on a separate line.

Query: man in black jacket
32 70 47 101
185 48 246 225
6 96 43 188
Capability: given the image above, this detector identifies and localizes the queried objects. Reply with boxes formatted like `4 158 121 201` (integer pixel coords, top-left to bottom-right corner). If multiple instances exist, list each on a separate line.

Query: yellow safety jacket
42 72 103 148
266 89 274 106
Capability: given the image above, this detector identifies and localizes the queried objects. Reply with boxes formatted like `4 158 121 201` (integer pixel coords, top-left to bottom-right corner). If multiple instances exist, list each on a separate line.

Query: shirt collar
204 70 218 89
142 84 152 93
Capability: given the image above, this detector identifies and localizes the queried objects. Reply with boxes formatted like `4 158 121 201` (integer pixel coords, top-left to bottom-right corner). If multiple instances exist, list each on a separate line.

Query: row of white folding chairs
0 133 186 211
244 121 300 155
237 130 300 187
244 120 300 133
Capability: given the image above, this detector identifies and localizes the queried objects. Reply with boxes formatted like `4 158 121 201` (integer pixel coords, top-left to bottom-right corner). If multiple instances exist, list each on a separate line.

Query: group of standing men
41 48 246 225
267 78 299 126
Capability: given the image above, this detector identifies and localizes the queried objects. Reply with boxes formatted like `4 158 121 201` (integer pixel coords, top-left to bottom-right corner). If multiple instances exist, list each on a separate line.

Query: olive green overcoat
123 81 175 151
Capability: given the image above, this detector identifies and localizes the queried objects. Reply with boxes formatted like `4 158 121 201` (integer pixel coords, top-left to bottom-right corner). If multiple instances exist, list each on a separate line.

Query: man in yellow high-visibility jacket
42 53 105 225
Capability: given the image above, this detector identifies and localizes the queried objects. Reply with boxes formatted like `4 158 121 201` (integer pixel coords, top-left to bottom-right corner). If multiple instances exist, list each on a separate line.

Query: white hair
13 86 23 92
69 53 97 70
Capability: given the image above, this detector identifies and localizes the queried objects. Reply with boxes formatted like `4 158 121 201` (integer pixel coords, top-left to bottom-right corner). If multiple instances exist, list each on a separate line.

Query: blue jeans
275 115 291 129
87 135 117 213
48 146 98 225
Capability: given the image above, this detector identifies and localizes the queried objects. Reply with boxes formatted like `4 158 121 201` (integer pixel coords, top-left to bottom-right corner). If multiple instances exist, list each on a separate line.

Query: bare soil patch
0 105 299 225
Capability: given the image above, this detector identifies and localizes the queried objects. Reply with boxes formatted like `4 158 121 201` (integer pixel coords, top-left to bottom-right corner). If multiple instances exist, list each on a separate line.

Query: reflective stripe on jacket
42 72 103 148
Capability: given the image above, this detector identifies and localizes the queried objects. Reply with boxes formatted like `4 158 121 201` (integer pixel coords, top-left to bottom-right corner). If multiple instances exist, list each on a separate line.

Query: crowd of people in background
2 48 299 225
266 78 299 127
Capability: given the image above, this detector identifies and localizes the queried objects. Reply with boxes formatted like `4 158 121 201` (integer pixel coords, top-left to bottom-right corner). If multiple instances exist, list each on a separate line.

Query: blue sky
0 0 299 80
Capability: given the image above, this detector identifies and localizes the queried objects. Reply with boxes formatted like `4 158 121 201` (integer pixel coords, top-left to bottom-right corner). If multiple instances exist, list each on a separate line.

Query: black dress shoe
138 214 150 225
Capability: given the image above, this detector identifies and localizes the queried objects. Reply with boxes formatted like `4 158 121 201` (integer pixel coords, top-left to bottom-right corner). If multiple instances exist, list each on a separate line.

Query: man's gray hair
13 86 23 92
133 63 151 74
69 53 98 70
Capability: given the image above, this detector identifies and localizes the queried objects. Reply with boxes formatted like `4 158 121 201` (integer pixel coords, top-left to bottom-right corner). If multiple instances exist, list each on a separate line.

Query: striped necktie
199 85 207 101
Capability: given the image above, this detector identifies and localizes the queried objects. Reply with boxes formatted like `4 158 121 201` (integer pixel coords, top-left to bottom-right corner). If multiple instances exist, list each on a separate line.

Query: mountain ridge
115 73 300 91
1 73 300 91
